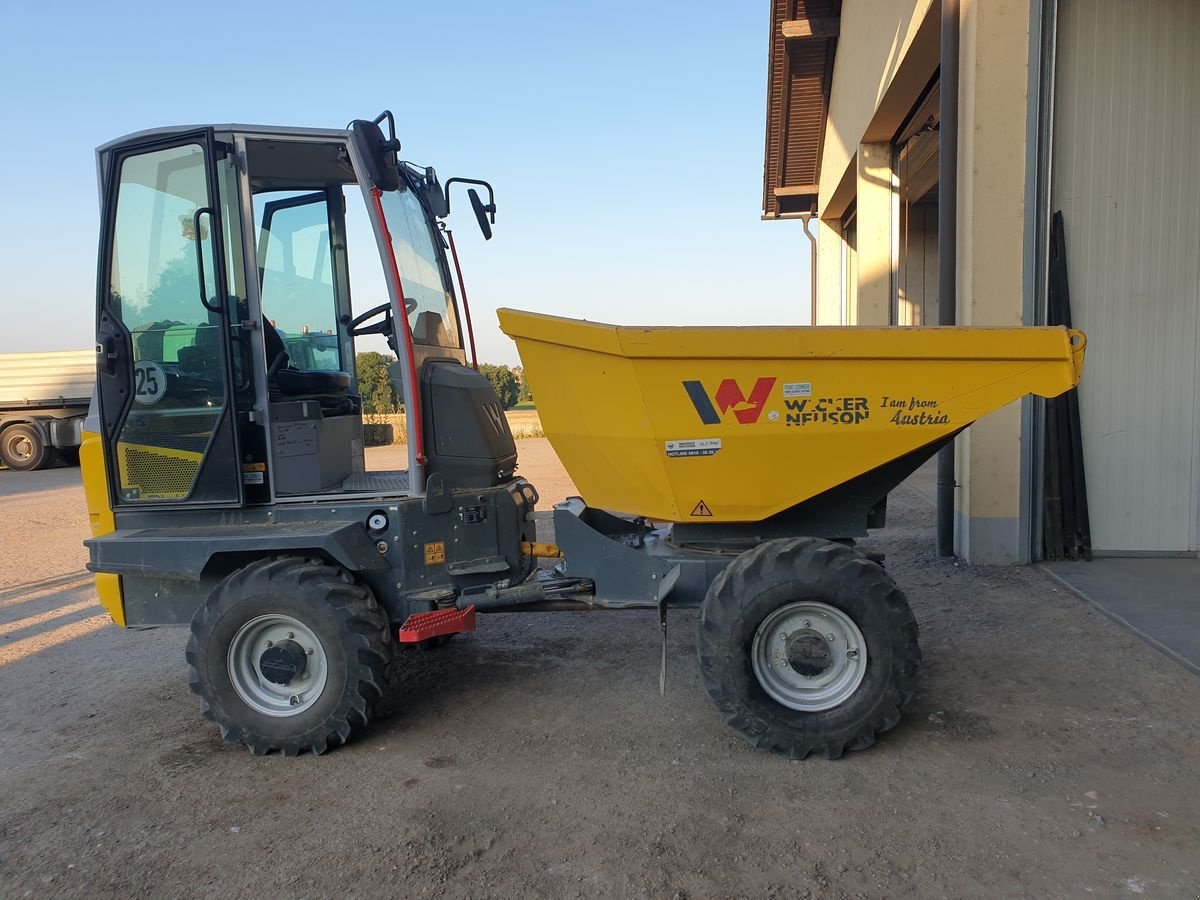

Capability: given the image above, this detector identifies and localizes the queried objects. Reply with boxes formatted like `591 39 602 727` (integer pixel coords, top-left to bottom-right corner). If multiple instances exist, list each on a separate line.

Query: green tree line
355 353 531 413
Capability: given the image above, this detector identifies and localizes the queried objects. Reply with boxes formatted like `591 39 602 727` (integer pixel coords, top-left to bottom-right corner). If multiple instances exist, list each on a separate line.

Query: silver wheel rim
751 601 867 712
227 614 329 717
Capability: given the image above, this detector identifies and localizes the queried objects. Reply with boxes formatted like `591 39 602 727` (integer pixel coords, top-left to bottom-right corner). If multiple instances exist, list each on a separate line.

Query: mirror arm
444 177 497 221
372 110 398 144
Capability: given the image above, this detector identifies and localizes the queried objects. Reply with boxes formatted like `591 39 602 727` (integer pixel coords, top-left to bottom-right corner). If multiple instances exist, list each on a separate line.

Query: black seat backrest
263 317 288 369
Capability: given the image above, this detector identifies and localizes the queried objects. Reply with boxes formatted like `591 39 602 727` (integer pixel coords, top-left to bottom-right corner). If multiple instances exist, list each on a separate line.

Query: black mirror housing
348 117 401 192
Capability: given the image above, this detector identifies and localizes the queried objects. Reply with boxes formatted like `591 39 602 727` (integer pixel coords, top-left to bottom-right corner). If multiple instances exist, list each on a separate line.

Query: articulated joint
521 541 563 559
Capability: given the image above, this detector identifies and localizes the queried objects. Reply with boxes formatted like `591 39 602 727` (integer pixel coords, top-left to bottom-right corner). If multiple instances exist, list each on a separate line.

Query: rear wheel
1 424 49 471
186 557 392 756
697 537 920 759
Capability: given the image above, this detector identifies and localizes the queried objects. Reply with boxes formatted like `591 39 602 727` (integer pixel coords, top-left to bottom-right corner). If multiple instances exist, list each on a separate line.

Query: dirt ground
2 439 1198 898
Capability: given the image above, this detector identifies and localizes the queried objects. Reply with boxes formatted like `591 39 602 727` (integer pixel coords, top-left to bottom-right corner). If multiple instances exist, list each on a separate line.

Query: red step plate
397 605 477 643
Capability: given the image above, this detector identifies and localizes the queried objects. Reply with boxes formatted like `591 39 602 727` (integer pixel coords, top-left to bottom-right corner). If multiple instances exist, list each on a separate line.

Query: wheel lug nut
306 647 314 655
826 633 835 641
287 632 295 639
802 620 811 628
265 640 273 647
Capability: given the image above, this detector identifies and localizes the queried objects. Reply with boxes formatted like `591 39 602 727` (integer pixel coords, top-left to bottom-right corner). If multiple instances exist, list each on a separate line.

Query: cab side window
256 192 342 373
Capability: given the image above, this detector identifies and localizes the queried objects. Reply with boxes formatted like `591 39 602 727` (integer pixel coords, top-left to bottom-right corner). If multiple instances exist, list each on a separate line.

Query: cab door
95 132 243 505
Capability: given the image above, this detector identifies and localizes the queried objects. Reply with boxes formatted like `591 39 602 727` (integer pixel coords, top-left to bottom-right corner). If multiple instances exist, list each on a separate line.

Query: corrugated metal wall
1052 0 1200 553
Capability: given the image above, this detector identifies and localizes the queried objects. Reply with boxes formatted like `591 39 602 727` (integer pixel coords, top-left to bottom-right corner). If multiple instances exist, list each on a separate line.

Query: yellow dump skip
499 309 1086 524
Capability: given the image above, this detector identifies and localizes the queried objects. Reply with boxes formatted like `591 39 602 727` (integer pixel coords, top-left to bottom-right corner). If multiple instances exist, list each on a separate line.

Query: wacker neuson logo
683 377 776 425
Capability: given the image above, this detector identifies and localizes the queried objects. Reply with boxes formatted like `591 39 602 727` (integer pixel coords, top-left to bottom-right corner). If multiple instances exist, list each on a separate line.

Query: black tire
186 556 392 756
1 424 49 471
696 537 920 760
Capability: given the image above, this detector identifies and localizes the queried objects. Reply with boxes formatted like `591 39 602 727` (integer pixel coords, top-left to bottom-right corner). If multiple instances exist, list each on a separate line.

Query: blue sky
0 1 811 366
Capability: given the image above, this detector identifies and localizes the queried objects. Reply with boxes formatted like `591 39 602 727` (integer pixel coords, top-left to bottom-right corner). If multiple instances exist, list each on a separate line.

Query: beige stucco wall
953 0 1032 563
817 0 937 212
816 219 844 324
855 142 894 325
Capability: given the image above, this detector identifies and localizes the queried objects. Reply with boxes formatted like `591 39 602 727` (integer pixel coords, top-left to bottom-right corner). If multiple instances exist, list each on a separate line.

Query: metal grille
121 445 200 499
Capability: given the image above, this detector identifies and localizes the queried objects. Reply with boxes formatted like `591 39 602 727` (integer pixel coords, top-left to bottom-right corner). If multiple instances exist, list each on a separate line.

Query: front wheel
696 537 920 760
186 557 392 756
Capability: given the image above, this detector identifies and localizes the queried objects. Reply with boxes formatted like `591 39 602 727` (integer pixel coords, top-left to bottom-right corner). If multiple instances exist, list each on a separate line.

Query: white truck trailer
0 350 95 470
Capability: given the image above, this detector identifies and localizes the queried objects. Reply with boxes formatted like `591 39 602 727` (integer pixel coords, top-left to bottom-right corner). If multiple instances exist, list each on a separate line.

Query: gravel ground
1 441 1198 898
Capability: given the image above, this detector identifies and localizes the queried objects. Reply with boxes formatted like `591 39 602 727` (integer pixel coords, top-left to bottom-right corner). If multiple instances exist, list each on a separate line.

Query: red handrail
369 187 426 467
445 229 478 370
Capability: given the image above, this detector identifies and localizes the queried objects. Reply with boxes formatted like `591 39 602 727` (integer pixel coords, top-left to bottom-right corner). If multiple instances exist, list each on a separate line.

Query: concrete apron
1042 558 1200 678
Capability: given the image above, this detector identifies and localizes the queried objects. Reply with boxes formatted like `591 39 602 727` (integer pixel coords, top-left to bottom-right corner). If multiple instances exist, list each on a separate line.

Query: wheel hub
227 614 329 717
751 601 867 712
7 435 32 461
784 631 833 676
259 639 308 685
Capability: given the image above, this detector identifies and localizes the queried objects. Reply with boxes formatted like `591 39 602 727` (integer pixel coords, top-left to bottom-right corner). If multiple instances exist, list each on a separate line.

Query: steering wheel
347 302 393 338
345 300 418 338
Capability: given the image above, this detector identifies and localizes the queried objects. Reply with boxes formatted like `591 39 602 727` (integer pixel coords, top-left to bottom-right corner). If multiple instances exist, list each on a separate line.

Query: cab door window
105 142 238 502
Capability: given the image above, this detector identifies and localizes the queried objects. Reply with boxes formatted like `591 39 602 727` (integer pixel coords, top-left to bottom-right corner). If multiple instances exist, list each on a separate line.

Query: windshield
378 187 460 349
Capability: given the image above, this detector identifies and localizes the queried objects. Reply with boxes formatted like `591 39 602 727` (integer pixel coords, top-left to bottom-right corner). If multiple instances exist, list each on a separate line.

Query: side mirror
445 177 497 240
469 189 493 240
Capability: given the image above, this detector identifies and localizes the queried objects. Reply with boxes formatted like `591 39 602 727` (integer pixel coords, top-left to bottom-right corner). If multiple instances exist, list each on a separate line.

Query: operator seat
262 318 352 399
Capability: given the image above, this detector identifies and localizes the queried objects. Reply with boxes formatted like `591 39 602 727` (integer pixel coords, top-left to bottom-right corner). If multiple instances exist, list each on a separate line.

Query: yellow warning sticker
691 500 713 517
424 541 446 565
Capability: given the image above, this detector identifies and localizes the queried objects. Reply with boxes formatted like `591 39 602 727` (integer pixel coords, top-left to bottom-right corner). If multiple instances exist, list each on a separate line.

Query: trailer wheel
696 537 920 760
186 557 392 756
1 423 49 471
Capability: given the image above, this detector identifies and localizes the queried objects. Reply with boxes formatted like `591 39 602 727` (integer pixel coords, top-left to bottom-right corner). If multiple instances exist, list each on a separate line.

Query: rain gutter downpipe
801 212 818 326
937 0 960 557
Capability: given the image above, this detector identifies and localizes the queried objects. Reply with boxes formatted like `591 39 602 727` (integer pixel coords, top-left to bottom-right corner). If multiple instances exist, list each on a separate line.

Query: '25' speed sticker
133 359 167 405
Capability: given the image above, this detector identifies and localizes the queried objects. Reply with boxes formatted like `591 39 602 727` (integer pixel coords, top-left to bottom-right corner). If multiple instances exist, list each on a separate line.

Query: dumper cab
83 115 530 633
86 115 509 509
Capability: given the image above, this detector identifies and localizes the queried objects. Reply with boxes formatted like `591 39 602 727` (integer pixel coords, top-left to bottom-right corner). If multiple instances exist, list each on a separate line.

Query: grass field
365 408 543 444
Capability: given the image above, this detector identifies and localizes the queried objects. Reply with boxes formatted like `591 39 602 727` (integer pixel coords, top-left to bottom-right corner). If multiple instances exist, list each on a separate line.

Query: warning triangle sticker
691 500 713 517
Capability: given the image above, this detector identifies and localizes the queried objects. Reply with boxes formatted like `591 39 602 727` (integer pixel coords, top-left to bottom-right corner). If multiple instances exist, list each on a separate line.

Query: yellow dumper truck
81 113 1085 758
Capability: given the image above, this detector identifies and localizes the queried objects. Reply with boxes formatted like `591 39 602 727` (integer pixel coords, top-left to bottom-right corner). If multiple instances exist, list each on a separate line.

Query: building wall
812 0 1034 562
1051 0 1200 553
952 0 1033 563
817 0 937 212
